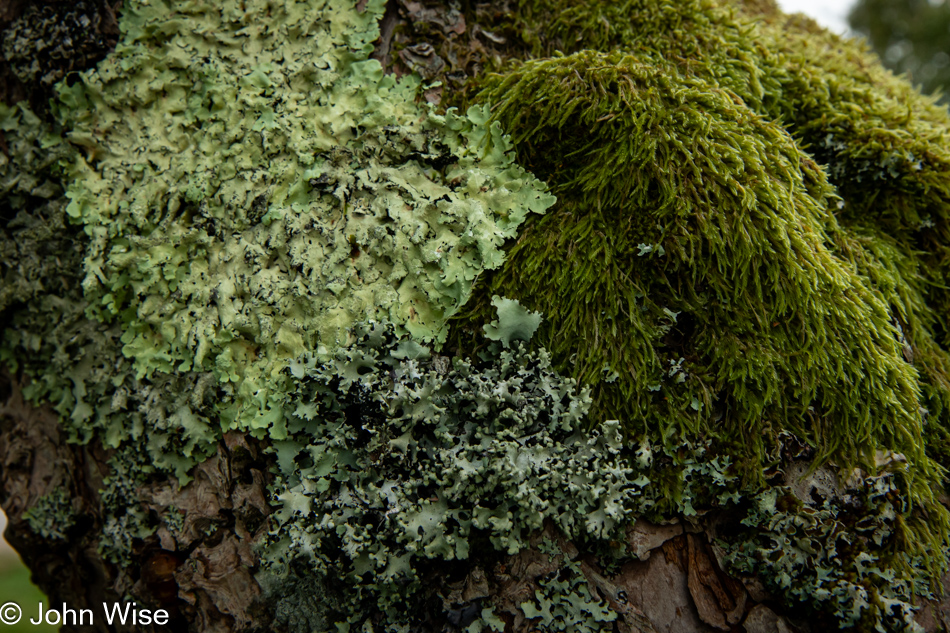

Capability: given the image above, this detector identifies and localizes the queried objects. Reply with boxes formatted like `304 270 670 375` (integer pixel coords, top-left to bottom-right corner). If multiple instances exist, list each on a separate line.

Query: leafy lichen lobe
57 0 553 435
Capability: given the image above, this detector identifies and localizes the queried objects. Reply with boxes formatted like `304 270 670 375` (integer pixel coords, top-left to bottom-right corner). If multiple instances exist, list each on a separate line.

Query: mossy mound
441 0 950 611
454 47 929 477
450 0 950 509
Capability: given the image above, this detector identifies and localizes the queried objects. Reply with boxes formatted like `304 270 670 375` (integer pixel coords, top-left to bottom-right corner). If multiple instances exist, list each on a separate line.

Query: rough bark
0 372 271 632
0 370 795 633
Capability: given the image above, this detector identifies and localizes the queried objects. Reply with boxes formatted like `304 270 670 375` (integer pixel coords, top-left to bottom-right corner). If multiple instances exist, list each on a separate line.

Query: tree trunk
4 1 950 632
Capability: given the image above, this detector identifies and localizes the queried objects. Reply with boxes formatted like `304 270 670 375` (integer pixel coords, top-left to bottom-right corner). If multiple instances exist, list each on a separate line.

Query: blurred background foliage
849 0 950 102
0 551 55 633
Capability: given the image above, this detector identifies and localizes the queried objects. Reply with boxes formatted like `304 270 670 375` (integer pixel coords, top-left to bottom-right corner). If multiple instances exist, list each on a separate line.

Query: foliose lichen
0 102 78 315
724 470 928 632
519 559 616 633
255 317 940 631
22 488 76 542
54 0 553 437
259 319 640 628
97 446 159 564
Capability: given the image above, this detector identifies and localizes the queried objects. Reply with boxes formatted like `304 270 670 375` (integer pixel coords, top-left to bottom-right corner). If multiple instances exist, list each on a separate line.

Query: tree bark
9 364 950 632
0 369 783 633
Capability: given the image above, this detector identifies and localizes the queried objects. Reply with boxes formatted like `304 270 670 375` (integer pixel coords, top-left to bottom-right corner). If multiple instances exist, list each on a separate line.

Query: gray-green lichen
97 446 159 564
257 317 938 631
0 102 78 315
259 320 639 628
22 488 76 542
482 295 543 348
1 3 115 91
721 439 932 632
520 558 616 632
725 477 923 631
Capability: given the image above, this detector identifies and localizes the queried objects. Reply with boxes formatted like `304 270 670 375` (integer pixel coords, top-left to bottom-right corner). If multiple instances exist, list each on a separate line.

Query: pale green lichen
8 305 221 483
482 294 542 348
55 0 553 437
1 101 171 558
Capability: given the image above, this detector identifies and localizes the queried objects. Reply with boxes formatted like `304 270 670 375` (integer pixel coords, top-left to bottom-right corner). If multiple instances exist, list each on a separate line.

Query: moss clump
435 1 950 618
460 0 950 465
447 3 950 468
454 50 931 482
759 15 950 469
444 0 950 586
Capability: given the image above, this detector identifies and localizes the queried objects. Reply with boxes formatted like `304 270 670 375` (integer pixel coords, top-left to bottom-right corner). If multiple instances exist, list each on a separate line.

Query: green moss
455 50 932 484
441 0 950 594
757 16 950 469
434 2 950 620
462 0 950 470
